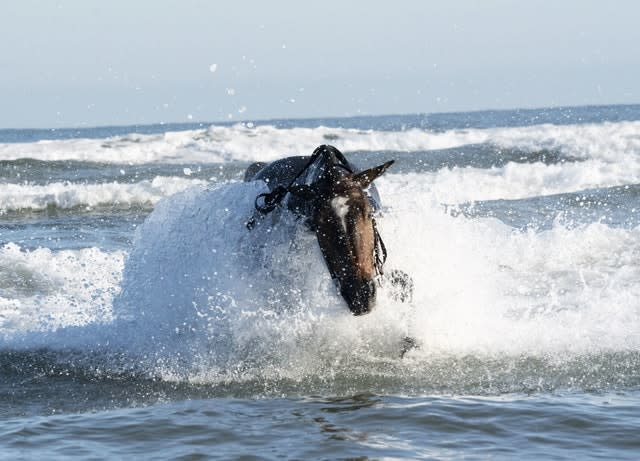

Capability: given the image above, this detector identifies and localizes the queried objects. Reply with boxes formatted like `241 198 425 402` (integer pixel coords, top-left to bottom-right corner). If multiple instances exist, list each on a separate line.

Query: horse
244 145 396 315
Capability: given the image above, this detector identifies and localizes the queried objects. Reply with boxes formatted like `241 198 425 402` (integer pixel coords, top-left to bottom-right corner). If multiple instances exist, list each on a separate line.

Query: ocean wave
1 120 639 165
0 243 124 335
380 157 640 204
0 176 207 213
1 180 639 392
100 183 640 363
1 153 640 215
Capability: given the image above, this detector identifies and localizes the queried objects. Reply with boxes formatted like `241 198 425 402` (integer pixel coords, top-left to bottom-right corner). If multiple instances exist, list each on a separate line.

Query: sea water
1 105 640 459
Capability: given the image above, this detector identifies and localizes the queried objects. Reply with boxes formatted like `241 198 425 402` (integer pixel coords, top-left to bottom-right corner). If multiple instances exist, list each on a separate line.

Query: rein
372 217 387 277
247 145 388 277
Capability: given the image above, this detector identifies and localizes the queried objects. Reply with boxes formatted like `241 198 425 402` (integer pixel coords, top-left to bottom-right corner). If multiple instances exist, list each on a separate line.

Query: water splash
2 178 640 395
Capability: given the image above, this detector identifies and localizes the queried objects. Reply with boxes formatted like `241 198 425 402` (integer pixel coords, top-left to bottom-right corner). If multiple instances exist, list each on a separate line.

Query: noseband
247 145 388 277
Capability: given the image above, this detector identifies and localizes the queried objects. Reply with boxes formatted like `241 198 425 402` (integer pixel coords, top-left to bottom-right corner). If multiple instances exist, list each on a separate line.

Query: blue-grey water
1 105 640 459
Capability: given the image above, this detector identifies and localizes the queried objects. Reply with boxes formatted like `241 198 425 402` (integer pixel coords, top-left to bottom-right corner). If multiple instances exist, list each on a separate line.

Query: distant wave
0 176 207 213
1 120 640 164
3 155 640 213
382 157 640 204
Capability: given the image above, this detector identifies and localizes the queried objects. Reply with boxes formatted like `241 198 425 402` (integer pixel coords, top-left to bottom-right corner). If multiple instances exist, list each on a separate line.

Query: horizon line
1 101 639 132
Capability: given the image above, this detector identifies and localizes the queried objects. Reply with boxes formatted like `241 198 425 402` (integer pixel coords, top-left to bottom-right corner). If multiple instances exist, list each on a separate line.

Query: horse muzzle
342 279 377 315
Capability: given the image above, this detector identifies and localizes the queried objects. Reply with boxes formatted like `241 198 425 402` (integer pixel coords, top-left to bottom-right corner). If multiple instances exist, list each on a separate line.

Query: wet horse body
245 145 393 315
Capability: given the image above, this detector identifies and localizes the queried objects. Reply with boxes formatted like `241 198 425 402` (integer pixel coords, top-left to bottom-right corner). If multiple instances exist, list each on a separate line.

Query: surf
1 108 640 395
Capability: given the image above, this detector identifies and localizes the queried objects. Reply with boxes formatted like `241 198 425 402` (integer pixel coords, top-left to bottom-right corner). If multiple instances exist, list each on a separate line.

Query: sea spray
0 243 123 336
110 180 414 377
2 173 639 389
1 111 639 393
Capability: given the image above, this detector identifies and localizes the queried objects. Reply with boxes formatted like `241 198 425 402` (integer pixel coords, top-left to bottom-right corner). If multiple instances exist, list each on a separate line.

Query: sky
1 0 639 128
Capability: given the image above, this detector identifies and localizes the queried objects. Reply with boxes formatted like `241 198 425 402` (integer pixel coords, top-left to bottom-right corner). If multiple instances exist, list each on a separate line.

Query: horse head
246 145 395 315
295 159 394 315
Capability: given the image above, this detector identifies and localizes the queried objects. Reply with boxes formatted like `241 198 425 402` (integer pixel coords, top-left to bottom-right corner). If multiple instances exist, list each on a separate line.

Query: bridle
247 145 388 277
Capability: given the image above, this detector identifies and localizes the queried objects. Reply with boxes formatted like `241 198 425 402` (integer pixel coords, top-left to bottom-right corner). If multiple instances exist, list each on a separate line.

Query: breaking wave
1 120 640 165
2 178 639 396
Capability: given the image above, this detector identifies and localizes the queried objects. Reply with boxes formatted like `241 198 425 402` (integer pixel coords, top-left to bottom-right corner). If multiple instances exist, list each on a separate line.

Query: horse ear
352 160 395 188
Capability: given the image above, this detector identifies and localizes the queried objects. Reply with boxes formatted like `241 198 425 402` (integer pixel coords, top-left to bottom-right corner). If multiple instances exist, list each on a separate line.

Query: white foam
0 176 207 213
0 243 124 336
2 121 639 211
378 201 640 358
380 156 640 204
102 181 640 379
2 179 638 362
1 157 638 215
1 159 639 382
1 120 639 165
488 120 640 162
0 124 474 163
